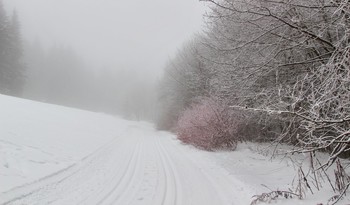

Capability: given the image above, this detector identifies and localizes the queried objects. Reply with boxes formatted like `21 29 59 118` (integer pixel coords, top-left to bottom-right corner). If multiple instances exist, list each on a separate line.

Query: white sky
4 0 206 75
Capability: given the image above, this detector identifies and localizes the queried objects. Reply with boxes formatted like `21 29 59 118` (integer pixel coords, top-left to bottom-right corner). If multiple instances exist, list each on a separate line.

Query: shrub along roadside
176 97 239 151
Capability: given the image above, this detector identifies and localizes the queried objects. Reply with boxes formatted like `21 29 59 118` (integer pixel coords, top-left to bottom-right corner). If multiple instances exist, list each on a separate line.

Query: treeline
158 0 350 201
0 1 24 96
23 41 157 120
157 0 350 157
0 0 156 120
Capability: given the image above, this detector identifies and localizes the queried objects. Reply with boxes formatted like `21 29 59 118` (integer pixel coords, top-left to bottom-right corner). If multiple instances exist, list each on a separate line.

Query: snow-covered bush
176 97 239 151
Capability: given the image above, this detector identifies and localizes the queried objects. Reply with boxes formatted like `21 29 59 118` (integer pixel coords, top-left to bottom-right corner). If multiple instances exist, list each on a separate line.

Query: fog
3 0 206 120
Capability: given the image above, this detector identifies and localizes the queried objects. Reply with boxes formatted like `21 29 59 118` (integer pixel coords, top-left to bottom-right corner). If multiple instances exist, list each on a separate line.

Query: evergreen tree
7 10 25 95
0 0 10 93
0 0 25 96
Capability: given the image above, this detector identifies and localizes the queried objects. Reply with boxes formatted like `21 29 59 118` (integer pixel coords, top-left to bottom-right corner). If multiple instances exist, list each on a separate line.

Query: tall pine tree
0 0 25 96
7 10 25 95
0 0 9 93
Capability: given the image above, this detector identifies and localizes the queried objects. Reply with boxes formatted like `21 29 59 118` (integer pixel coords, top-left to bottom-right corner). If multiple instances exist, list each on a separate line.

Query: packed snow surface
0 94 348 205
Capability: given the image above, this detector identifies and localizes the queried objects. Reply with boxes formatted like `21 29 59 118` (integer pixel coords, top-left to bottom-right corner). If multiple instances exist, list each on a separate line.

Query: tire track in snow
128 139 159 205
155 136 182 205
150 138 167 205
0 136 124 205
2 126 247 205
95 137 143 205
109 137 144 205
75 137 134 205
162 136 252 205
45 134 140 205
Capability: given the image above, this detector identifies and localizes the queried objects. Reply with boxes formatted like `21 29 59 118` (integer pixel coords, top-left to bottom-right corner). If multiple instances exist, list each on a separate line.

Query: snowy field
0 94 348 205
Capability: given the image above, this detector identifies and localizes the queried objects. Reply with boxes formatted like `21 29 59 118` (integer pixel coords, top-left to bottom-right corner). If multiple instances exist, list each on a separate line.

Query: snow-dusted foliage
282 26 350 164
177 97 238 151
157 0 350 203
156 38 210 130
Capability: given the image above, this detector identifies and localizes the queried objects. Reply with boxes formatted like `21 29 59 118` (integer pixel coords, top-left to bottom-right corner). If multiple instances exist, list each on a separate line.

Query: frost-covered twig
250 190 300 205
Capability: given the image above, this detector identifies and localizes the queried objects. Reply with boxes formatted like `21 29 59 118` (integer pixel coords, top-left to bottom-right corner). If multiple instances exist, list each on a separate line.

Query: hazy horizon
4 0 206 75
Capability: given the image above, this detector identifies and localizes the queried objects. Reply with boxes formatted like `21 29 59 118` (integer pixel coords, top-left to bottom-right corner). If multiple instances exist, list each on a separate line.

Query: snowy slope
0 94 349 205
0 94 132 193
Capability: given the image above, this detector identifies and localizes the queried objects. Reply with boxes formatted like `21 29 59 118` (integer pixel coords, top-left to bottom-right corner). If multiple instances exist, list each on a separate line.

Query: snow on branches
176 97 239 151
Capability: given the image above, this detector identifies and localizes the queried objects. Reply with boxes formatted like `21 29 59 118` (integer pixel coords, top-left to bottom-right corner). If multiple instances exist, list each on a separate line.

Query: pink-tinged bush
176 97 239 151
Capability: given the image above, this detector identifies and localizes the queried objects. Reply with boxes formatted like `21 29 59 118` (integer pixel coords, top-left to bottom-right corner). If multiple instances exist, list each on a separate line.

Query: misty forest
1 0 350 205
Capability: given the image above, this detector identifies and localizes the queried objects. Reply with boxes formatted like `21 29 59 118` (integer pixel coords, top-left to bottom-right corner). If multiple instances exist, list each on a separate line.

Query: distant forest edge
157 0 350 202
0 0 157 120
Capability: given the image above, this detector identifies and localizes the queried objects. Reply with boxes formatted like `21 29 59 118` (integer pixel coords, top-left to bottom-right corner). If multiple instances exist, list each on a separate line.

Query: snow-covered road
2 94 343 205
0 94 252 205
0 122 251 205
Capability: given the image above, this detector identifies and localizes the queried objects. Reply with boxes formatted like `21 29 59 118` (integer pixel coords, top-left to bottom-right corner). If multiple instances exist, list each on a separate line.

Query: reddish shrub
176 97 239 151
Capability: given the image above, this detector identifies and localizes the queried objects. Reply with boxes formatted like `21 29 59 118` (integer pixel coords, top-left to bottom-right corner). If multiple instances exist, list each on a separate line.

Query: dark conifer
0 1 25 96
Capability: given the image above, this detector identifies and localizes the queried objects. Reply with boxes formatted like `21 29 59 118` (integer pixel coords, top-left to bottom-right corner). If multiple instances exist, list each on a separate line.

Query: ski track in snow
0 125 249 205
2 95 347 205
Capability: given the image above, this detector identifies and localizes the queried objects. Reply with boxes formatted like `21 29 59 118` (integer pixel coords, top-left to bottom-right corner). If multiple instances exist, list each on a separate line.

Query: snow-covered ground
0 94 348 205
